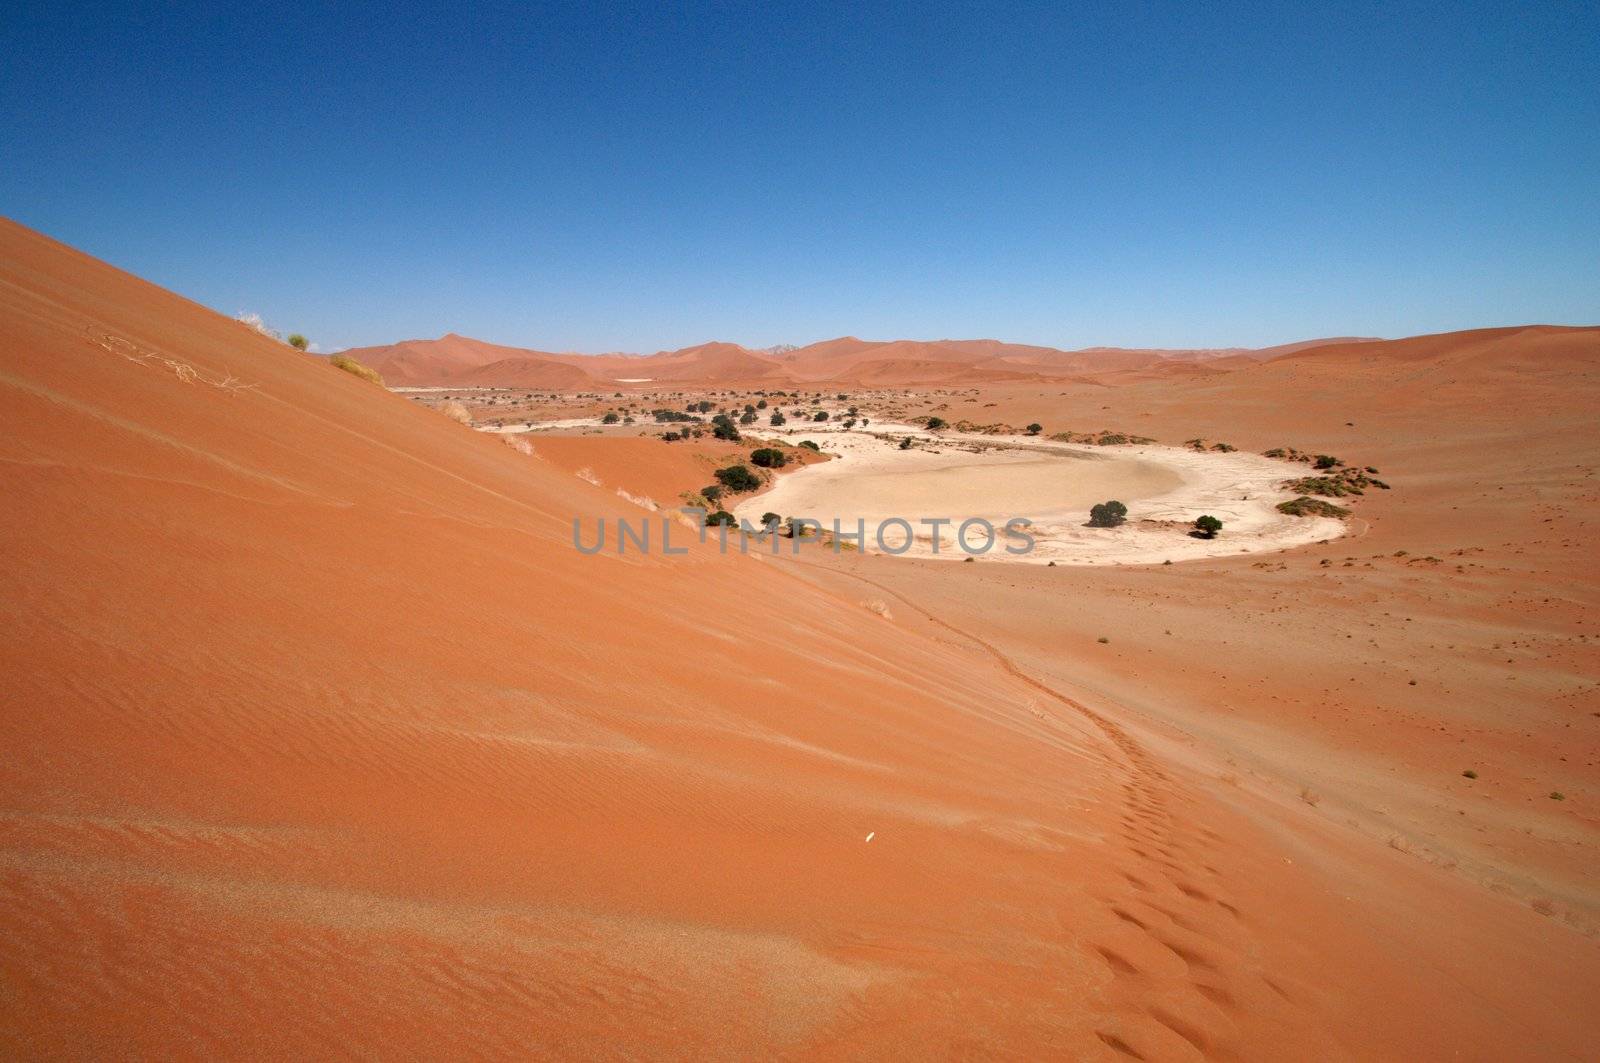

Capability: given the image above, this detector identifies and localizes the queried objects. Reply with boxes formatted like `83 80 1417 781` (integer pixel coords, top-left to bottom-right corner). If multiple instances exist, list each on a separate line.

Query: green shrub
714 464 761 492
769 411 786 426
706 510 737 527
1088 500 1128 528
287 333 309 351
1026 423 1042 435
813 410 829 422
601 411 620 424
925 416 948 430
799 440 820 452
750 448 788 468
1194 515 1223 538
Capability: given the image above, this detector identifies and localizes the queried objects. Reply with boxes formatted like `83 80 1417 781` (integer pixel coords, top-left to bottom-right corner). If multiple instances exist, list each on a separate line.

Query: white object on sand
865 832 875 843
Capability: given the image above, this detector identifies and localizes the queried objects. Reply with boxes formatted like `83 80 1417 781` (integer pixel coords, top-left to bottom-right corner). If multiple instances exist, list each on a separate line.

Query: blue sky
4 1 1596 353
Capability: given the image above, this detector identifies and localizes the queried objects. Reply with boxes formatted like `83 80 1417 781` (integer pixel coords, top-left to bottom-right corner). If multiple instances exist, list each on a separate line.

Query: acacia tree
1194 515 1223 538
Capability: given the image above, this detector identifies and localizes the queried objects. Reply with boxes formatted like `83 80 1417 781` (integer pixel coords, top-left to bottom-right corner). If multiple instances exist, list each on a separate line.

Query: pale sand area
733 421 1348 564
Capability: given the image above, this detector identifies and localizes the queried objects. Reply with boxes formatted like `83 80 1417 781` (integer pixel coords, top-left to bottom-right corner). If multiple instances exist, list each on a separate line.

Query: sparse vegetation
798 440 820 452
770 411 786 426
1194 514 1223 538
438 400 472 424
1277 496 1351 518
601 411 620 424
705 510 737 527
287 334 309 351
1026 423 1042 435
924 416 948 430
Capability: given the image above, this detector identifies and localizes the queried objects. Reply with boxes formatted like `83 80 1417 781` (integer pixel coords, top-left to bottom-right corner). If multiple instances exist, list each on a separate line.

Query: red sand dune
3 218 1597 1058
338 333 1374 389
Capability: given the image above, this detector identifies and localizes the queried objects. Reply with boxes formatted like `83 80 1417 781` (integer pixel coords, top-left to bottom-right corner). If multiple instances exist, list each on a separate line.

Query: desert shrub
760 511 780 527
287 333 309 351
653 408 696 422
769 411 786 426
1194 514 1223 538
714 464 761 492
711 413 741 441
1276 496 1350 518
756 399 768 409
925 416 948 430
813 410 829 422
1026 423 1042 435
329 354 384 386
695 400 715 413
706 510 737 527
662 431 682 442
1314 454 1340 469
739 410 757 424
799 440 821 451
750 447 788 468
601 411 620 424
1088 500 1128 527
899 436 913 450
702 484 724 503
439 400 472 424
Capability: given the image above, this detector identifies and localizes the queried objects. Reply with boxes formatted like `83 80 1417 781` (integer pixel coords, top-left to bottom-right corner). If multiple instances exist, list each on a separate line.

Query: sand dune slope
2 219 1595 1059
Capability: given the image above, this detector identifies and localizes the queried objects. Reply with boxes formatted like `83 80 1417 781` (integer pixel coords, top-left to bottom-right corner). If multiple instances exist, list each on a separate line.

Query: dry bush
328 354 383 386
439 400 473 424
861 599 893 620
501 435 534 456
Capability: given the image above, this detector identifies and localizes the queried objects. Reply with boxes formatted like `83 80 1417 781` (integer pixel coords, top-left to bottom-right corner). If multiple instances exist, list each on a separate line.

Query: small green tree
706 510 737 527
769 411 787 426
760 511 780 528
1088 500 1128 528
1194 514 1223 538
601 411 620 424
1026 423 1042 435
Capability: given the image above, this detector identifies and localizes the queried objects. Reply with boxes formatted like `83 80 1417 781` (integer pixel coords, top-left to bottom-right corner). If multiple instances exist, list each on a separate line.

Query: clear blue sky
4 1 1596 353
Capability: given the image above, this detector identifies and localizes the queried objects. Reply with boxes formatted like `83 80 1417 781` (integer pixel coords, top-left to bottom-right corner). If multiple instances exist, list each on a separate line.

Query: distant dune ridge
3 215 1598 1059
336 330 1383 388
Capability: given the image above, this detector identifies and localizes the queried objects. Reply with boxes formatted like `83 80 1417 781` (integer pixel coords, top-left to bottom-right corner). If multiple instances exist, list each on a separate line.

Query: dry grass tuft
328 354 384 385
439 400 473 424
